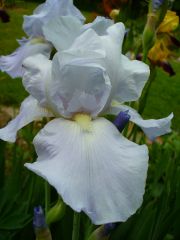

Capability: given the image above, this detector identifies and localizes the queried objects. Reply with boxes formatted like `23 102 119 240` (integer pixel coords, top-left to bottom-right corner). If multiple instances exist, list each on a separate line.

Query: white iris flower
0 0 85 78
23 0 85 37
0 21 173 224
42 15 173 140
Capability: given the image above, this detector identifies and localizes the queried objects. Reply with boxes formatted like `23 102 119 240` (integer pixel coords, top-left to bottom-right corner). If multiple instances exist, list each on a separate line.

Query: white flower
43 15 172 140
0 0 85 78
0 22 173 224
23 0 85 37
0 38 51 78
42 16 114 51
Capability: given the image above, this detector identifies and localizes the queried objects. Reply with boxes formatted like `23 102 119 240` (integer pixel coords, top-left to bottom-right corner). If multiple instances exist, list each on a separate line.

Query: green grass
0 2 180 132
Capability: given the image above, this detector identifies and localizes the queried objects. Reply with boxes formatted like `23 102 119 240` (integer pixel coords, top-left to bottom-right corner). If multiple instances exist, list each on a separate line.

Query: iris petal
82 16 114 36
51 53 111 117
0 38 51 78
23 0 85 37
0 96 52 143
25 117 148 224
48 29 110 117
43 16 113 51
114 55 150 102
98 24 150 103
110 104 173 140
43 16 82 51
23 54 52 108
49 42 111 117
106 23 125 47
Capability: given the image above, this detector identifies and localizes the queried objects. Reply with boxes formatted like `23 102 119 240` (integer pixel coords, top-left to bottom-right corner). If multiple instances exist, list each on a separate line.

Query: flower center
30 37 46 45
73 113 92 132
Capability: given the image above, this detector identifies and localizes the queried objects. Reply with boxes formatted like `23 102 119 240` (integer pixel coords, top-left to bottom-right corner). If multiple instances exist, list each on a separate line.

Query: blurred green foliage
0 123 45 240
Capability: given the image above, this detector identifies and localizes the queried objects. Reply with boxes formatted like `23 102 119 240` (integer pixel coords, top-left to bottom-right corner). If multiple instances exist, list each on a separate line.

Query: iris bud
143 0 168 61
33 206 52 240
142 13 157 61
152 0 164 11
113 111 130 132
109 9 120 21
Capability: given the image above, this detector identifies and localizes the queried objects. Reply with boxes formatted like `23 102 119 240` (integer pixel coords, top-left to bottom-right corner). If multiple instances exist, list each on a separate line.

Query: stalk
72 212 81 240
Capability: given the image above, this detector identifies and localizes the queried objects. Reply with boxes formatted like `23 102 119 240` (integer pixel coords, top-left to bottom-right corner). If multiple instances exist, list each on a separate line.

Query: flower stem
72 211 81 240
45 181 50 216
142 50 148 63
138 64 156 114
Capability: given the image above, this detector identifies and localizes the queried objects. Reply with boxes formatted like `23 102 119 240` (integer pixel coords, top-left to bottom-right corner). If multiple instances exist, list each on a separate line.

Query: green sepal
46 197 66 225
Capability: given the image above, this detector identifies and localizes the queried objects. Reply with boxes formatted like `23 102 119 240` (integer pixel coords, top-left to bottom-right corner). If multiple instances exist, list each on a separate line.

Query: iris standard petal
106 22 125 47
64 28 105 60
110 104 173 140
50 53 111 117
43 16 113 51
82 16 114 36
95 23 150 103
114 55 150 102
47 29 109 117
25 117 148 224
57 29 105 73
0 96 52 143
43 16 82 51
101 35 150 103
23 0 85 37
23 54 52 108
0 38 51 78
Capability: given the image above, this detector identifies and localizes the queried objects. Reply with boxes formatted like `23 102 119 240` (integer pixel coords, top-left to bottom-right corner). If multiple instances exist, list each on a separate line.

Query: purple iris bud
152 0 164 10
113 111 130 132
104 223 117 235
136 53 142 61
33 206 47 228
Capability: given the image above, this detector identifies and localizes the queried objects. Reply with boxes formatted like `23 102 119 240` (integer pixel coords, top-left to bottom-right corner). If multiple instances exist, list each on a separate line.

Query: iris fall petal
0 96 52 142
0 38 51 78
25 117 148 224
110 104 173 140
